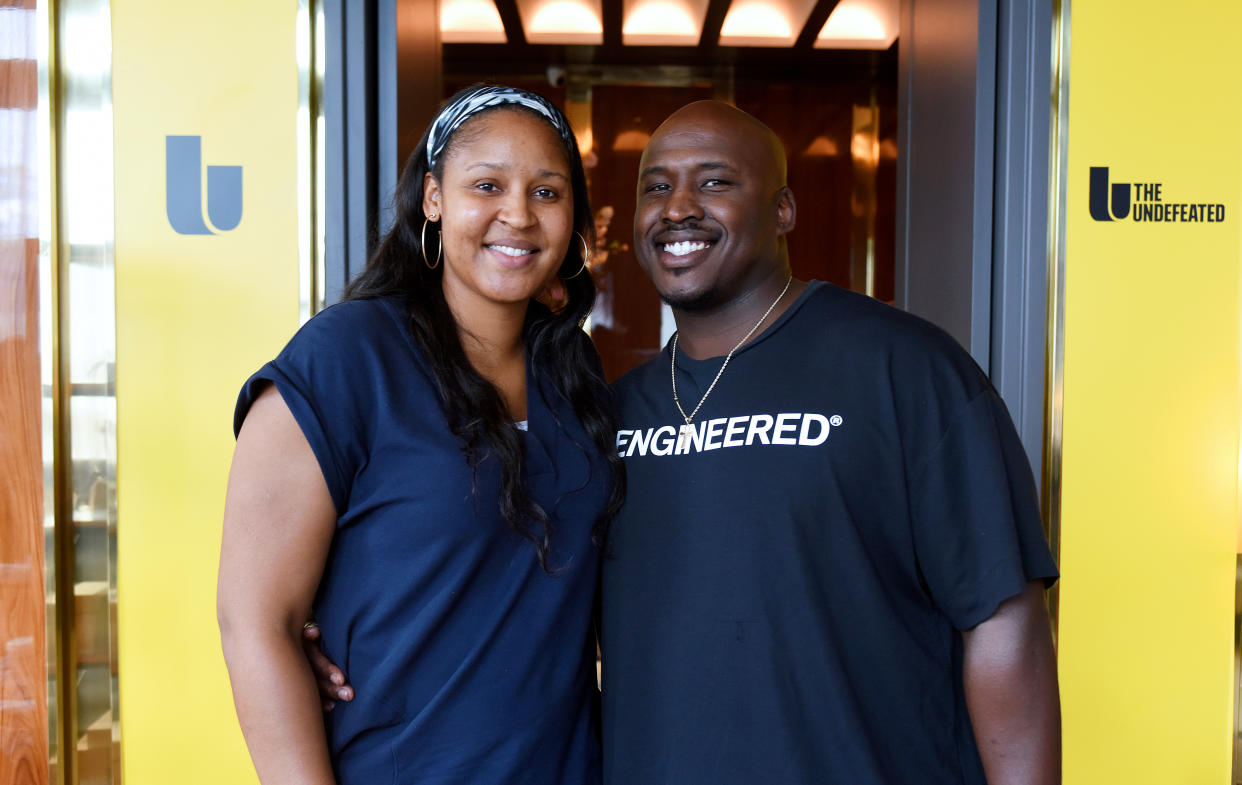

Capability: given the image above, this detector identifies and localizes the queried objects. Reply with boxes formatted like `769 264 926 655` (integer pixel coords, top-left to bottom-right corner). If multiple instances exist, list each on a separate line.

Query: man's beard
659 284 718 312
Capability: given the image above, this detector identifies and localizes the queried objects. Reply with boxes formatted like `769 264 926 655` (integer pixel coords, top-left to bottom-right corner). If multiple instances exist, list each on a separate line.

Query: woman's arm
218 385 339 785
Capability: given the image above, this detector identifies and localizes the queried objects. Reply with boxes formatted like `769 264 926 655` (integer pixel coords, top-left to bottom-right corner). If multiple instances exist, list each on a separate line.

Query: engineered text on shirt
616 412 844 457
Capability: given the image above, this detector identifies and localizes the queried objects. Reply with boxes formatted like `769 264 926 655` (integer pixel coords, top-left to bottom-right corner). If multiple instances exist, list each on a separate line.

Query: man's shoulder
785 283 972 364
781 283 990 402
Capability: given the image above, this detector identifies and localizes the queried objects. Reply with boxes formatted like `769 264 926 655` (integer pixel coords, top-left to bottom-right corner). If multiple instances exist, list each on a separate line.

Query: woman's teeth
489 244 535 257
663 241 710 257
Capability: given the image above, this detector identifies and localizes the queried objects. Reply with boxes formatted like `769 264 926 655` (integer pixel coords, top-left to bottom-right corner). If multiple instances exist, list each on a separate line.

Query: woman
217 85 624 785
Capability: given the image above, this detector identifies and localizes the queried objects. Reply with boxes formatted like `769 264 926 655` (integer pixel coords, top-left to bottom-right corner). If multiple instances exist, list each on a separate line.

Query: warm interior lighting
612 129 651 152
440 0 507 43
719 2 791 44
518 0 604 43
718 0 815 47
815 0 898 50
851 131 879 166
623 0 705 46
576 128 594 157
802 135 840 157
823 6 884 38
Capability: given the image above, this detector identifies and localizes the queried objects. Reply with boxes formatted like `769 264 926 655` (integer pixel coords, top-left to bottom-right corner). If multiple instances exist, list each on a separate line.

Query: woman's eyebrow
464 161 569 181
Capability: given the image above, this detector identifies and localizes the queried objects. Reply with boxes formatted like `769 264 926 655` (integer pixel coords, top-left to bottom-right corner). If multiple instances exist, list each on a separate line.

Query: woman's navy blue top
233 296 609 785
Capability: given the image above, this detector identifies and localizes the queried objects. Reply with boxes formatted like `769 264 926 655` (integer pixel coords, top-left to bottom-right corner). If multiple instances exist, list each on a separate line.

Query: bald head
647 100 787 188
633 100 797 313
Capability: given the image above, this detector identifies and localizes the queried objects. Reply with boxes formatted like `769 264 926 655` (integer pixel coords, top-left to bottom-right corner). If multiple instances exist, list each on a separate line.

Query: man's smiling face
634 101 794 312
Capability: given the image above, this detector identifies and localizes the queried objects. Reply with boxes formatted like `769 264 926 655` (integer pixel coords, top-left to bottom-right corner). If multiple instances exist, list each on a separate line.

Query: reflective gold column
41 0 121 782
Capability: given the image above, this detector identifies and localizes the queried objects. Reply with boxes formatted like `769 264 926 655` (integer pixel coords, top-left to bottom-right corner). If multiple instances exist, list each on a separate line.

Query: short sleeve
909 388 1059 630
233 302 378 516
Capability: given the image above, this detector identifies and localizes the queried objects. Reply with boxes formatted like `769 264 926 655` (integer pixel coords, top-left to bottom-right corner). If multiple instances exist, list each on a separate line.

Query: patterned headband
426 85 576 169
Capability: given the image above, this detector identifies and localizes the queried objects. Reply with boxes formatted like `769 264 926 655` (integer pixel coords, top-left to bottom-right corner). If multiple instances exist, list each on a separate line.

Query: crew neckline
671 280 825 370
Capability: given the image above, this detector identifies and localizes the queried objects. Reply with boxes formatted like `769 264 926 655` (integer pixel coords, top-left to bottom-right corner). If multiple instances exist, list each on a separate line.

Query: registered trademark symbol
829 415 843 427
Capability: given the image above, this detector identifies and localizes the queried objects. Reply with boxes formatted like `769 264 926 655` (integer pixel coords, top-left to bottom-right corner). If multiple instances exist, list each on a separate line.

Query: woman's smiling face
423 108 574 313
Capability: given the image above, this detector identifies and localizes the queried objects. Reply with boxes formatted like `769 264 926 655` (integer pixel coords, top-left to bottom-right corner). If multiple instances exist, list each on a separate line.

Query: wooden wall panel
0 234 49 785
1 3 49 780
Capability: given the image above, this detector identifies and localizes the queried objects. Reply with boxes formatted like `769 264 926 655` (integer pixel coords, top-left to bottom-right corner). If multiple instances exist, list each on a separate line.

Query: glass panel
57 0 118 782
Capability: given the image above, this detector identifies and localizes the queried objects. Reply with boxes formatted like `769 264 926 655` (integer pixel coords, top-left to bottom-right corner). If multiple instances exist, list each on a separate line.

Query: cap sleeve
233 302 378 516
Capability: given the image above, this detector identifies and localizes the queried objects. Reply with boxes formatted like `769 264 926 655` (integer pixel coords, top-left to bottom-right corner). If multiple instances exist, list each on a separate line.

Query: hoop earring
421 215 441 270
561 232 590 279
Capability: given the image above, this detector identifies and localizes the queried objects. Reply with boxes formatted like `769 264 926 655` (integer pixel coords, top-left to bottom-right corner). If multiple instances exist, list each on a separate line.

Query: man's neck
673 275 807 360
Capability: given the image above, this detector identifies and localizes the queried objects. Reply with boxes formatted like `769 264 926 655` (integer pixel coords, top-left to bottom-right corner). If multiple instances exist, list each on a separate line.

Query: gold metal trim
1041 0 1070 639
297 0 325 320
1234 556 1242 781
314 0 326 312
44 1 122 780
1234 43 1242 777
43 0 77 780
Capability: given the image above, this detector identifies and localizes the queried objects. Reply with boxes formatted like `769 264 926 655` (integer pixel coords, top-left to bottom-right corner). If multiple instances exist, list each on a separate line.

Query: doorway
442 55 898 379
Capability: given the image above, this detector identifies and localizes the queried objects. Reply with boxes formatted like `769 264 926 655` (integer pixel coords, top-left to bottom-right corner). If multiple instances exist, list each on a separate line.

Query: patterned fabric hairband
426 85 576 170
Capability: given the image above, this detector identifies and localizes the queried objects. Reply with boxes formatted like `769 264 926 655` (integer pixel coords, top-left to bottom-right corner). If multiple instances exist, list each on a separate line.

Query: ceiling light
816 0 898 50
440 0 507 43
517 0 604 44
719 0 816 47
623 0 706 46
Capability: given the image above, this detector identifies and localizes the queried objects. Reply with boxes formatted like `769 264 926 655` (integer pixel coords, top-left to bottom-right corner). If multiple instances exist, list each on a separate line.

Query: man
599 101 1059 785
307 100 1060 784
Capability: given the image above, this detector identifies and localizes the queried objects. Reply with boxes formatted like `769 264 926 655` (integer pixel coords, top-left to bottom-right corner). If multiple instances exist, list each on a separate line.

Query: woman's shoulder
296 295 405 343
275 296 406 363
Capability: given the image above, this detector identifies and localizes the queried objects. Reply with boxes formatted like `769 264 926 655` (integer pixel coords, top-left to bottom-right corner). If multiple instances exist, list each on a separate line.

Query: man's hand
302 623 354 710
535 273 569 313
962 580 1061 785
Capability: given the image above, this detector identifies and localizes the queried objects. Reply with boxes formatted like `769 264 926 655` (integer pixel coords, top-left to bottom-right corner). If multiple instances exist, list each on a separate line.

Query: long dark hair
344 86 624 571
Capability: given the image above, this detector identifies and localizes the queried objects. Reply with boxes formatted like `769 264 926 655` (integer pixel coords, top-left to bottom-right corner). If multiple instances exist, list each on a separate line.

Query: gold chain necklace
671 275 793 449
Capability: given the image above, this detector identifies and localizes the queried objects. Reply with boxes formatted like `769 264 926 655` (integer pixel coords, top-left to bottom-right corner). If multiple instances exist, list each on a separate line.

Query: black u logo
1089 166 1130 221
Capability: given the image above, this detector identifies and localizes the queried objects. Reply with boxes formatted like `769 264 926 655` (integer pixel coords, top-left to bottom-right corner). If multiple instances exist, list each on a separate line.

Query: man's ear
776 186 796 237
422 172 442 219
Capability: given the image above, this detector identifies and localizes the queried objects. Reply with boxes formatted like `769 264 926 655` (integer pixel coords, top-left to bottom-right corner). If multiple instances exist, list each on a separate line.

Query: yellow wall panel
1058 1 1242 782
112 3 301 783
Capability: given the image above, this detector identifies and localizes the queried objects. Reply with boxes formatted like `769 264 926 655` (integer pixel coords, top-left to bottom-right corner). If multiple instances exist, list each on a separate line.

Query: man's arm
961 580 1061 785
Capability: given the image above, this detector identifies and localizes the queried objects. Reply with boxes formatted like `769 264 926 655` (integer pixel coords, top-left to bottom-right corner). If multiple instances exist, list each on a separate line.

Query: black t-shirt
600 281 1058 785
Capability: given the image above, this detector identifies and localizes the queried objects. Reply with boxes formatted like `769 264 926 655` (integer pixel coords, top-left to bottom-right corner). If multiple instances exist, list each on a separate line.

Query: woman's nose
498 192 536 228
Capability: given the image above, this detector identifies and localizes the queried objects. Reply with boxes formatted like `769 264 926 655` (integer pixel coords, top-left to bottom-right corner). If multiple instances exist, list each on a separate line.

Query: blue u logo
1088 166 1130 222
166 136 243 235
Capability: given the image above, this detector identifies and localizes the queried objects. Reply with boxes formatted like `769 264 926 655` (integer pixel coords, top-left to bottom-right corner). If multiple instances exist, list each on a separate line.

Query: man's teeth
663 241 710 257
489 244 535 257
